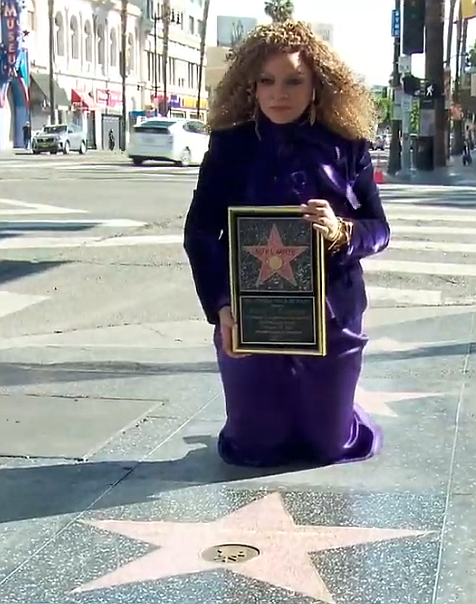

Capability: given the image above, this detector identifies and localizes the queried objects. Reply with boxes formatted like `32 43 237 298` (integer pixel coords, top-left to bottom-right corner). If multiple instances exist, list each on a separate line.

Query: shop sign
0 0 21 82
181 95 207 110
96 88 122 107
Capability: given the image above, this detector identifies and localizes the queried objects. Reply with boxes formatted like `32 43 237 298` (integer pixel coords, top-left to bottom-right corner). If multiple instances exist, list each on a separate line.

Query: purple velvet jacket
183 119 390 327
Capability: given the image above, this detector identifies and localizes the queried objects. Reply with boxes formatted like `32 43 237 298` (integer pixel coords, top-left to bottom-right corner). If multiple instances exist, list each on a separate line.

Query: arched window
97 23 105 66
109 28 117 67
84 20 92 63
55 12 65 56
127 33 134 73
70 16 79 60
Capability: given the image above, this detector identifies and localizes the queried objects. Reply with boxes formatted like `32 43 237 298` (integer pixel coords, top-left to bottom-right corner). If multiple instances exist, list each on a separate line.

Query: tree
264 0 294 23
196 0 211 120
425 0 446 167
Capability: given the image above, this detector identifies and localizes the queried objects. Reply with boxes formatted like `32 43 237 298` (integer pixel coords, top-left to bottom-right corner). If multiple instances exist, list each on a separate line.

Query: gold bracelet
327 218 353 253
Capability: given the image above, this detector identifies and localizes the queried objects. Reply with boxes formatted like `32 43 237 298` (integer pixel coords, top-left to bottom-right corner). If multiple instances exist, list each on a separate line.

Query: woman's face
255 51 314 124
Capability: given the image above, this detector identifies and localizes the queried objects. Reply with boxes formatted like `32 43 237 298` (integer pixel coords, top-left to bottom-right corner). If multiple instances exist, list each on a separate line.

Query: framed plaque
228 206 326 356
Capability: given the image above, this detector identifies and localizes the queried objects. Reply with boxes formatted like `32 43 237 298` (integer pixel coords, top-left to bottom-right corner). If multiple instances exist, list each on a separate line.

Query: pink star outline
73 493 430 602
244 224 307 286
356 386 440 418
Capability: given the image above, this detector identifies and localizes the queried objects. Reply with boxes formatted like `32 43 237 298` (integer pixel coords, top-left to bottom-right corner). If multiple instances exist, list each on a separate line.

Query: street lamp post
153 12 158 115
47 0 55 124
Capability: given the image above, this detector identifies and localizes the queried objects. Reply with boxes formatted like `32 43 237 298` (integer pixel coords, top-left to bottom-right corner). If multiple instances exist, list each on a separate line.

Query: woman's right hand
218 306 249 359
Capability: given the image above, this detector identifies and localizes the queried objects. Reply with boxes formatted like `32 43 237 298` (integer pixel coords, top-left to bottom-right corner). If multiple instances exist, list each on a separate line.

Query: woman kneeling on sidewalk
184 20 391 468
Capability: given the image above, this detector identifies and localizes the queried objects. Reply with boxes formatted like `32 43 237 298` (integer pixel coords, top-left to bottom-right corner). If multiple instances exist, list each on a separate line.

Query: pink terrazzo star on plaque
356 386 438 418
74 493 428 602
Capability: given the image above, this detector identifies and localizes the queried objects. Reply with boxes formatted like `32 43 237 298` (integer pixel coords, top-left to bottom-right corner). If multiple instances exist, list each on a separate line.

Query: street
0 152 474 604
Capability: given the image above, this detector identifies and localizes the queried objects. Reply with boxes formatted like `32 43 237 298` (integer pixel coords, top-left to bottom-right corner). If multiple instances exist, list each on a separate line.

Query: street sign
391 9 401 38
402 94 412 111
398 55 412 75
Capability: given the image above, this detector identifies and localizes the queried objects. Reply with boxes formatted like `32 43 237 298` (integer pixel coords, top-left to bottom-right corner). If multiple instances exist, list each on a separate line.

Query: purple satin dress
184 115 390 468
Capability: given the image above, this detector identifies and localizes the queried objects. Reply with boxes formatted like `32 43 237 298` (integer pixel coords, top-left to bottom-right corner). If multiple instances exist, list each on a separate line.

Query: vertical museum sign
0 0 20 82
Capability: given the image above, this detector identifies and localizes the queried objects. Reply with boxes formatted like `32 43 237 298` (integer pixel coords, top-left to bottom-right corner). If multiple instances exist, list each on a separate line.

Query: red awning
71 89 97 111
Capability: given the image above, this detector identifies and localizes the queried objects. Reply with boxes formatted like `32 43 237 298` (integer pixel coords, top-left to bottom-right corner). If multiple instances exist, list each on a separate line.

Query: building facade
0 0 207 150
138 0 206 123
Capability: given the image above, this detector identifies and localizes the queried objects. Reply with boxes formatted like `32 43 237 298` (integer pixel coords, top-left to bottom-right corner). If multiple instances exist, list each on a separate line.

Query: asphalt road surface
0 150 474 339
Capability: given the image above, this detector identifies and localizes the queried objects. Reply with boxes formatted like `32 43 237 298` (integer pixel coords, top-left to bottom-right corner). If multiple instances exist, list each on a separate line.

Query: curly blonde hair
208 20 376 141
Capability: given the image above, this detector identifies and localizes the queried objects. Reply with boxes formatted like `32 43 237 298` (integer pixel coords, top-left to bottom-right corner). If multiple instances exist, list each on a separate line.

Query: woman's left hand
301 199 340 241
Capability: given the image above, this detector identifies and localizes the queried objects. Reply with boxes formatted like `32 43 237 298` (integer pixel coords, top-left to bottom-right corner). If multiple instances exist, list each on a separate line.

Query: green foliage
374 96 391 125
264 0 294 22
410 100 420 134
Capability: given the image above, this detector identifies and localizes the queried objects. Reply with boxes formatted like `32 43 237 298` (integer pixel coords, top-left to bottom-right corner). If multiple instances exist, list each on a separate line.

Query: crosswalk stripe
391 225 476 235
366 286 442 305
0 198 87 215
0 291 48 318
0 218 146 230
363 258 476 277
386 211 476 222
390 240 476 253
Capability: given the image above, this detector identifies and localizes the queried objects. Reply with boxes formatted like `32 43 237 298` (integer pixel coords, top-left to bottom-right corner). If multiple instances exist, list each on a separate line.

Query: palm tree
425 0 446 167
196 0 211 120
264 0 294 23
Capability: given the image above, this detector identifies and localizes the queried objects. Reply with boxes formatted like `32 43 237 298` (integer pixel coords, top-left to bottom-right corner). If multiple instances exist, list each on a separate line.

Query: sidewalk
386 155 476 186
0 306 474 603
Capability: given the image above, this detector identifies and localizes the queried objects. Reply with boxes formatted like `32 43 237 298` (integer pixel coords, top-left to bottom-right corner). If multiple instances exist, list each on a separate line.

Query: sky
207 0 476 87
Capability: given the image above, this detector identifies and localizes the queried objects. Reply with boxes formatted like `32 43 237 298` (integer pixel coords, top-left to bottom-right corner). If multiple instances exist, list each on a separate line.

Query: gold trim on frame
227 206 327 356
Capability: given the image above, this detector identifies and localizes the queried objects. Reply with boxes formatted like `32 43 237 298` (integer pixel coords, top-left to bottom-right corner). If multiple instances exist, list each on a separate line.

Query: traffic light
402 0 425 55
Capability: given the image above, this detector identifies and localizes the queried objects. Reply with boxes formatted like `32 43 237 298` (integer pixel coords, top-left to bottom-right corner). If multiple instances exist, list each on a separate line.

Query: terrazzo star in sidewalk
74 493 429 602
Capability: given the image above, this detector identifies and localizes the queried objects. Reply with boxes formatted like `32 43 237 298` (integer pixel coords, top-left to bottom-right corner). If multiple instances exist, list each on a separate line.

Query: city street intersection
0 153 474 603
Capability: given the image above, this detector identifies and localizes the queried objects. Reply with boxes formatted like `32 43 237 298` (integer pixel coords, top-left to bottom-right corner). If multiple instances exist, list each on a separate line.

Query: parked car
32 124 87 155
127 118 209 167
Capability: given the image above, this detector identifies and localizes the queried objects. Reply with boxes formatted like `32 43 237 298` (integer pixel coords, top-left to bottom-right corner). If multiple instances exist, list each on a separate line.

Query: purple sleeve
341 140 391 260
183 132 230 325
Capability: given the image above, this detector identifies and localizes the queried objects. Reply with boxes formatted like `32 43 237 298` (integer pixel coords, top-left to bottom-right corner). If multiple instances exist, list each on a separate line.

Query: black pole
387 0 402 175
47 0 55 124
120 0 127 151
153 14 158 115
162 0 170 117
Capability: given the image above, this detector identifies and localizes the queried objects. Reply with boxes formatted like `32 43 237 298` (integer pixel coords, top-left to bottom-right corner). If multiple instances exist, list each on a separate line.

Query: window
189 15 195 34
169 57 176 86
110 28 117 67
127 33 134 73
197 19 203 37
187 62 195 89
55 12 65 56
97 24 105 66
26 0 35 32
70 16 79 60
84 20 93 62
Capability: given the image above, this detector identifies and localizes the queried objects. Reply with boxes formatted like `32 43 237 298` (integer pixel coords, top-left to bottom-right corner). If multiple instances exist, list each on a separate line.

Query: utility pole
161 0 170 116
47 0 55 124
425 0 446 167
120 0 127 151
153 13 158 115
387 0 401 175
196 0 210 120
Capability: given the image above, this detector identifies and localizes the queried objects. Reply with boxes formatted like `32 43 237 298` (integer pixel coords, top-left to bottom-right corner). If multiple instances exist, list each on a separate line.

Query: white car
127 118 209 167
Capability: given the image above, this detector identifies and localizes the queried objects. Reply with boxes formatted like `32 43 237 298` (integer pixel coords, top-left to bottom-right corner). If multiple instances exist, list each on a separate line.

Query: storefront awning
30 72 70 109
71 89 97 111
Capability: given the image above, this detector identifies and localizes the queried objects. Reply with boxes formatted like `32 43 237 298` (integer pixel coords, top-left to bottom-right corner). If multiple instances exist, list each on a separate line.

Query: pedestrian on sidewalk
108 129 115 152
22 121 31 150
184 20 390 469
